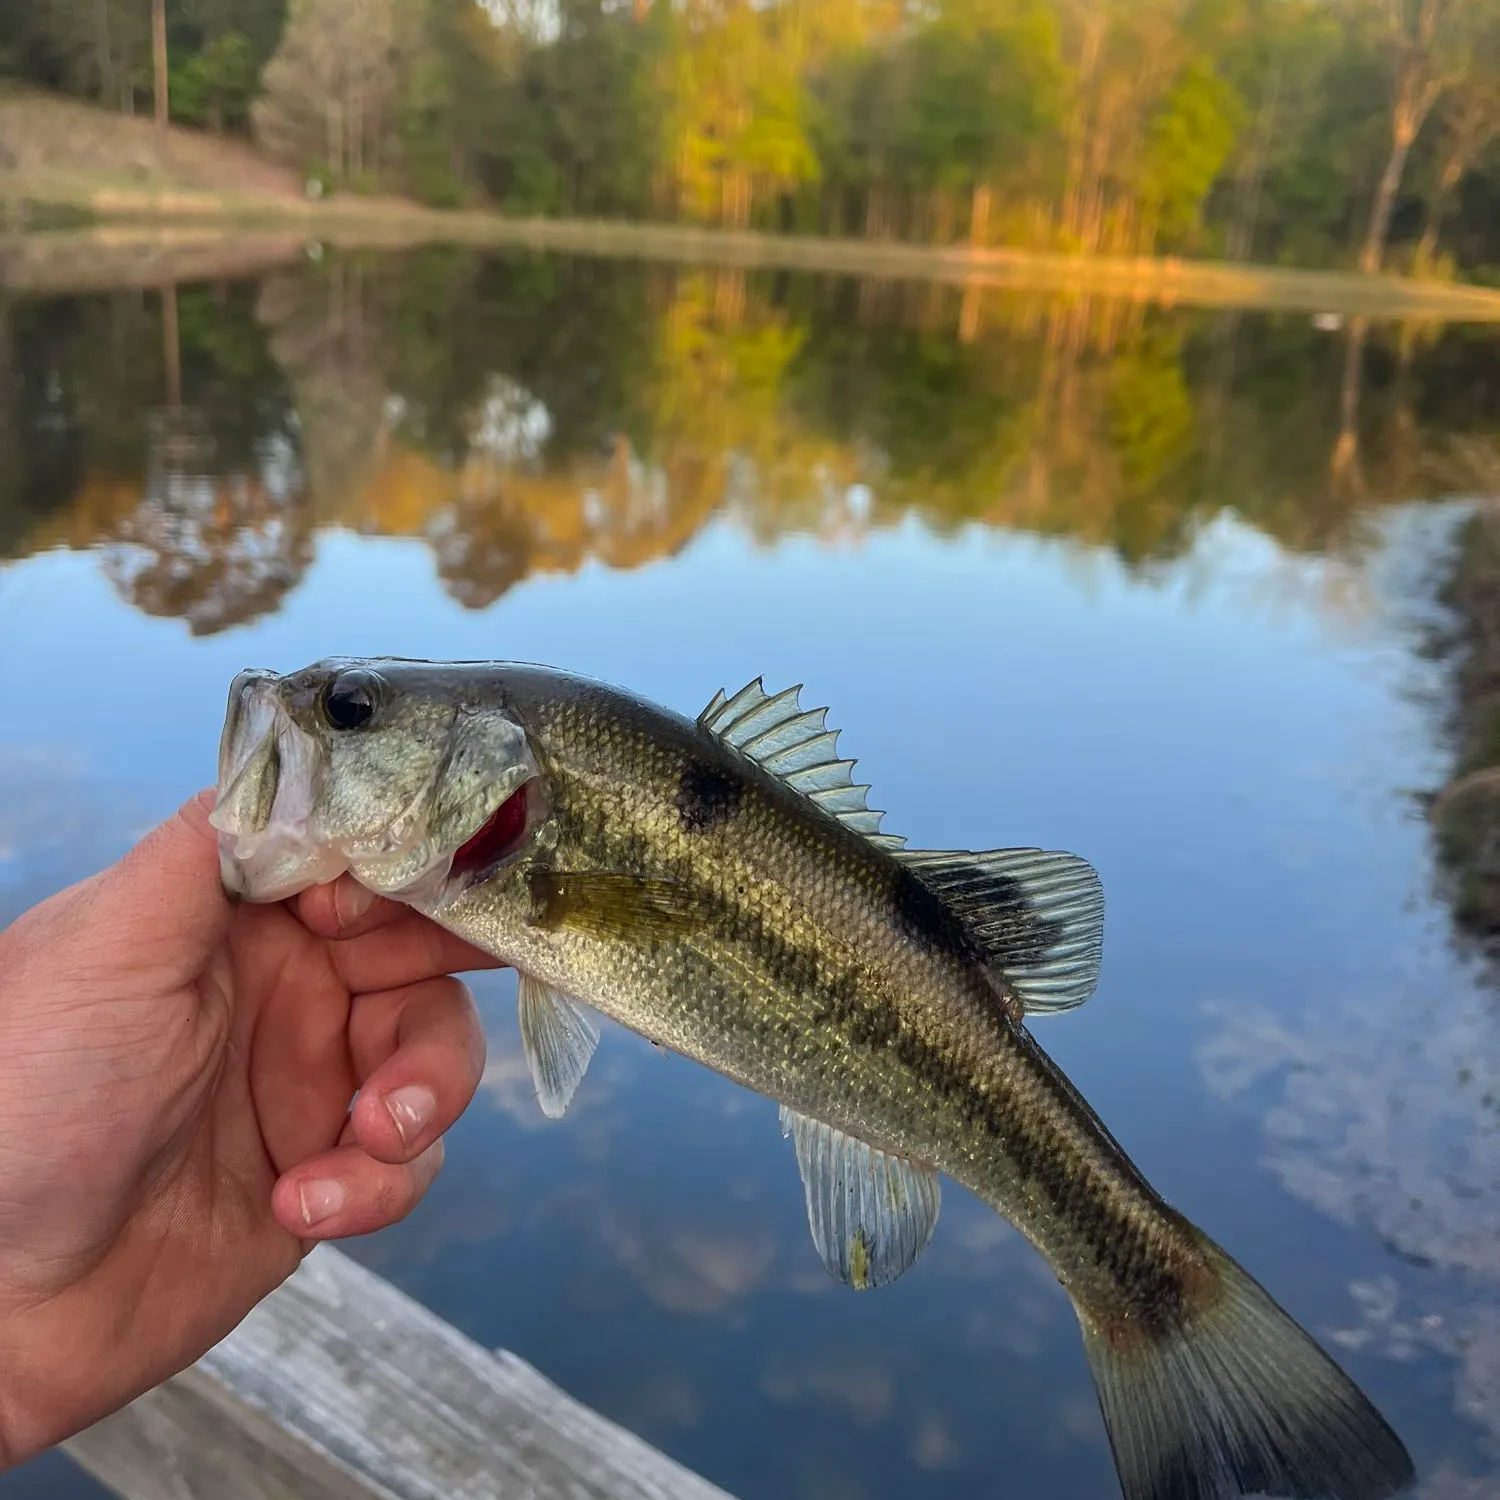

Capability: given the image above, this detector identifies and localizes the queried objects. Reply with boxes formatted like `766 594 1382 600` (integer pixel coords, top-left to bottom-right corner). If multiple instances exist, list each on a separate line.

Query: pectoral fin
517 973 600 1119
528 870 706 942
780 1105 940 1291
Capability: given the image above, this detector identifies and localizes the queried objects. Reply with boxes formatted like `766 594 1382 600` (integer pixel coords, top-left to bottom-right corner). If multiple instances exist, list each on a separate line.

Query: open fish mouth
211 668 347 902
211 666 546 907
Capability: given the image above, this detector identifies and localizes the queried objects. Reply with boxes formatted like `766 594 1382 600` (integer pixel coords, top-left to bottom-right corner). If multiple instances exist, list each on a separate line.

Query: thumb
92 790 232 974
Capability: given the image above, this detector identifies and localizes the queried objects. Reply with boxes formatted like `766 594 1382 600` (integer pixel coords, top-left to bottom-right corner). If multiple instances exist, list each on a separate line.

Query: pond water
1 251 1498 1500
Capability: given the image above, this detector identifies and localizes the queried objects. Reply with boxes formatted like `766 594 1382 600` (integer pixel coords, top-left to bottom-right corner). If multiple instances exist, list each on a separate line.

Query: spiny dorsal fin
779 1104 940 1290
517 973 600 1119
699 678 905 850
897 847 1104 1015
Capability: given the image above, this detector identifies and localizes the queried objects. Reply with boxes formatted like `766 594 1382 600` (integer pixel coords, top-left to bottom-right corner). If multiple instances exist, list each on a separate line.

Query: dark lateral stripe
560 803 1183 1306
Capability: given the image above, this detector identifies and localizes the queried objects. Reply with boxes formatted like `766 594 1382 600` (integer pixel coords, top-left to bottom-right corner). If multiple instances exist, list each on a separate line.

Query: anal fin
779 1105 940 1290
518 973 600 1119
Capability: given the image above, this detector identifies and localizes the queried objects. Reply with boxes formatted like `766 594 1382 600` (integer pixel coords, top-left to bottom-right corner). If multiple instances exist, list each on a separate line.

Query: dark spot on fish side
676 764 743 833
1098 1243 1225 1355
1102 1279 1191 1353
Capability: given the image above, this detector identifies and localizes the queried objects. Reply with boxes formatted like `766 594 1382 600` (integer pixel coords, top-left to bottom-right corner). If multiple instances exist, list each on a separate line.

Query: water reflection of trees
5 250 1500 634
0 283 309 633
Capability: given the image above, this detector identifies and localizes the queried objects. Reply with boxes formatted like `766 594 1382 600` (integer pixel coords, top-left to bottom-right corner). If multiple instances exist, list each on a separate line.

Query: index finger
295 875 407 940
295 876 502 991
329 912 503 993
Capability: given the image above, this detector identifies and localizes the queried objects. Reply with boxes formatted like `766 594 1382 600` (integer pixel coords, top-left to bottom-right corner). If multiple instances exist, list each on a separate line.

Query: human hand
0 791 499 1466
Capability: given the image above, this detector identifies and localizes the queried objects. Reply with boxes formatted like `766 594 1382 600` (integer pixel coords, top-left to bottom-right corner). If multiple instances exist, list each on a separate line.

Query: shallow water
1 253 1497 1499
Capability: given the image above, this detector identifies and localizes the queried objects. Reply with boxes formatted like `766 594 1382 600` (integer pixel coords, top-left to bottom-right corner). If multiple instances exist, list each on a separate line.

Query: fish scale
476 675 1180 1302
213 657 1416 1500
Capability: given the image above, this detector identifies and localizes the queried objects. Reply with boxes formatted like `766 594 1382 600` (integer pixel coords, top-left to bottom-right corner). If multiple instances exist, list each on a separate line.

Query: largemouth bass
213 658 1414 1500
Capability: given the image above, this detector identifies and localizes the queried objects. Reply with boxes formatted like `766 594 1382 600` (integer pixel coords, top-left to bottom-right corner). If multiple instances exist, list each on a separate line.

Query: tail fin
1077 1237 1415 1500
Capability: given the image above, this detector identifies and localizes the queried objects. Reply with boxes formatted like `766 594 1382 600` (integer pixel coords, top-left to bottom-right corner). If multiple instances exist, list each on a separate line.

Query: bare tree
252 0 402 181
1415 47 1500 269
1358 0 1474 274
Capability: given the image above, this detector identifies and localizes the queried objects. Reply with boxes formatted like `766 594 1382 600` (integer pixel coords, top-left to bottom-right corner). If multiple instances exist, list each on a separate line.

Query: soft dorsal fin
699 678 905 849
897 847 1104 1015
779 1105 940 1290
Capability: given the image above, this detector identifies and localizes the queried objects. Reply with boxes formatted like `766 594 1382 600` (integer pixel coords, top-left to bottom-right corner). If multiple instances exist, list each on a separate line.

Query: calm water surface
1 252 1497 1499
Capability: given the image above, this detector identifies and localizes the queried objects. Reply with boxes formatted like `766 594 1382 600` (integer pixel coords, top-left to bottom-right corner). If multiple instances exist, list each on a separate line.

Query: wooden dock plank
64 1245 736 1500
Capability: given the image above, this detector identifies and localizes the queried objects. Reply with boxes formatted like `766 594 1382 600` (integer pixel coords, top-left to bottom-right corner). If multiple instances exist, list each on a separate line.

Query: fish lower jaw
216 827 348 904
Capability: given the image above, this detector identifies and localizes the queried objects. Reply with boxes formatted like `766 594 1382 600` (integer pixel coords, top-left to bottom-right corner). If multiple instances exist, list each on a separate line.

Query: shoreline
5 192 1500 318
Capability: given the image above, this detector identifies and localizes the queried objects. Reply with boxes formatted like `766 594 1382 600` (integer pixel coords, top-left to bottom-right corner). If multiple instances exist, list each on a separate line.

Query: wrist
0 1287 120 1468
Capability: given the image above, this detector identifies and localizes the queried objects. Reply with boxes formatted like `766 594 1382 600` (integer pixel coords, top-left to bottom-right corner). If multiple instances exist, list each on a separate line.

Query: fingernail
385 1085 436 1145
299 1179 345 1227
335 878 376 929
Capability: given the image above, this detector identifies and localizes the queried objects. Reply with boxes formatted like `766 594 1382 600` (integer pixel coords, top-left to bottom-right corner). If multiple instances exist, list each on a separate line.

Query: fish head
211 658 544 907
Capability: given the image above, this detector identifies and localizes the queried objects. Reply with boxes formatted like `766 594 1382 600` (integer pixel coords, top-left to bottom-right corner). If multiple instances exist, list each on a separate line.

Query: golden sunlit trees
9 0 1500 271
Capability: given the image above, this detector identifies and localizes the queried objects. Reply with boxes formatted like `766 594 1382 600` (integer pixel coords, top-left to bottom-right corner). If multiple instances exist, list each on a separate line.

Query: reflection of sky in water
0 500 1494 1498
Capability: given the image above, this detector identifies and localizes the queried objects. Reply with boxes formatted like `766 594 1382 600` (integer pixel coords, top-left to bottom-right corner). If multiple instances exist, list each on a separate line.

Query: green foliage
895 4 1064 193
9 0 1500 273
458 2 657 218
1140 59 1245 246
170 31 258 130
304 162 335 197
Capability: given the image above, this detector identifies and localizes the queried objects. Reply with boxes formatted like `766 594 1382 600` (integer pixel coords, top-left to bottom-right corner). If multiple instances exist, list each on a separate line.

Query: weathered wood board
64 1245 737 1500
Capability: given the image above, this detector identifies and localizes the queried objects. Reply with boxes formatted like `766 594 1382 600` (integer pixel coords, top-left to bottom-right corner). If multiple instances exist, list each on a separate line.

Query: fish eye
320 669 384 732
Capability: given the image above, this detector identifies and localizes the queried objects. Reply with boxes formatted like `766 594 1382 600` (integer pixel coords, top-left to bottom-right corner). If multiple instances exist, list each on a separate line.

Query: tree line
4 1 1500 274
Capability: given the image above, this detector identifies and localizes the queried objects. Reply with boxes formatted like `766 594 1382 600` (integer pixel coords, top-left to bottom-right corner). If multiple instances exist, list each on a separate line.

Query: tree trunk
327 102 341 180
929 189 955 246
95 0 115 110
1416 107 1499 272
1360 101 1419 272
152 0 169 128
1330 318 1370 496
1227 59 1281 263
161 284 182 409
1060 7 1105 244
969 182 993 247
958 281 982 342
1416 149 1466 270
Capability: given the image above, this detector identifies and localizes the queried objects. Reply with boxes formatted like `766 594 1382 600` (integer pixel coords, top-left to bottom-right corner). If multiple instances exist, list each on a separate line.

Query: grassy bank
8 89 1500 320
14 214 1500 319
